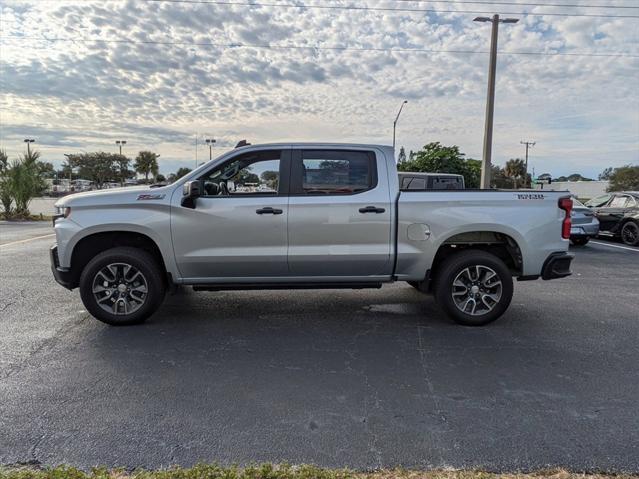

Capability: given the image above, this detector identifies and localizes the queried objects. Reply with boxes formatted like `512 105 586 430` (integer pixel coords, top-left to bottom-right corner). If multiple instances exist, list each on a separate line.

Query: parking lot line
590 241 639 252
0 233 55 248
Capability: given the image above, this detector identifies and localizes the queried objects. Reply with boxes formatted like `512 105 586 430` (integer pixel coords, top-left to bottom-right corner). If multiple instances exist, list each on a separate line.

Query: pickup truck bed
51 142 573 327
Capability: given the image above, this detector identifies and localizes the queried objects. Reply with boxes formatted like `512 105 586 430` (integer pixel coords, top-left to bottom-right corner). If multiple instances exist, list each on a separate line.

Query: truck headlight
56 206 71 217
53 206 71 225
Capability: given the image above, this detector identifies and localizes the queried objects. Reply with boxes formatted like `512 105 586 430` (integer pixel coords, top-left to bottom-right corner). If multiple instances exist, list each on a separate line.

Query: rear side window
609 195 631 208
402 177 427 190
431 176 463 190
292 150 377 195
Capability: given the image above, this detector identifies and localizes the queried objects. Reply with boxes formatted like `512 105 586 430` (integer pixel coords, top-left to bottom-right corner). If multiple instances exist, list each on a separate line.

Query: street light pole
474 14 519 189
115 140 127 156
205 138 216 162
521 140 535 187
392 100 408 160
23 138 35 156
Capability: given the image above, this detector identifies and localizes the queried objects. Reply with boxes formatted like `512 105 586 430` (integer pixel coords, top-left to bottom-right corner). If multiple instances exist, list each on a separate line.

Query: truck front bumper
50 245 75 290
541 251 574 280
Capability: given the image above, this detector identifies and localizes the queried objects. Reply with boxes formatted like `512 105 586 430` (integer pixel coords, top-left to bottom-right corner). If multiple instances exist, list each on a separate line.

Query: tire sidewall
621 221 639 246
79 247 165 325
435 250 514 326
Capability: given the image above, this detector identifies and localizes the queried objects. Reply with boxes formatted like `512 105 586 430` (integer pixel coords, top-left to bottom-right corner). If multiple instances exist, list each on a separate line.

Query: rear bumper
50 245 75 290
541 251 574 280
570 223 599 237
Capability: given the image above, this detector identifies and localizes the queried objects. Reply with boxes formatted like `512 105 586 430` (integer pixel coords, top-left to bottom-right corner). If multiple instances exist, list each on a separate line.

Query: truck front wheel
434 250 513 326
79 247 166 326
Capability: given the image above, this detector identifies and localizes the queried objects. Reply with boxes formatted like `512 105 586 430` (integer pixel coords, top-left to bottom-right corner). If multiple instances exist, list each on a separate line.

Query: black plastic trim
541 252 574 280
192 282 383 292
517 275 540 281
50 245 76 290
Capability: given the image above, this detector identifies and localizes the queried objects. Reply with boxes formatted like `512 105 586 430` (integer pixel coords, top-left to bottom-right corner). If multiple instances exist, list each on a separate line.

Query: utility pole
521 140 535 188
474 15 519 189
392 100 408 160
24 138 35 156
205 138 216 162
195 134 198 168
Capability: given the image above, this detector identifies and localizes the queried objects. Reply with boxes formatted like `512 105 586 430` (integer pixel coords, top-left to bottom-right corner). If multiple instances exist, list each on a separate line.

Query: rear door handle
359 206 386 214
256 207 283 215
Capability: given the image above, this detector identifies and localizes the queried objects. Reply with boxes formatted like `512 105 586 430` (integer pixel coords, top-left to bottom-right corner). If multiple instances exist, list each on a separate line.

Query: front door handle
256 207 283 215
359 206 386 214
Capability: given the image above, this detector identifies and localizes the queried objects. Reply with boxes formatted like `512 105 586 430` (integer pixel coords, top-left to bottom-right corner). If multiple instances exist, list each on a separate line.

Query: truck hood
55 185 173 208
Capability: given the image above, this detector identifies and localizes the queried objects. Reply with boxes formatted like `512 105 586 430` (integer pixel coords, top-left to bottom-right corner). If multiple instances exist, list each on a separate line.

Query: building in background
534 180 609 200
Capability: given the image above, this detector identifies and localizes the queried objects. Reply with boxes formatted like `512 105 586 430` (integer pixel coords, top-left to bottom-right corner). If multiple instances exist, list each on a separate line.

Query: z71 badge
517 193 545 200
137 194 165 200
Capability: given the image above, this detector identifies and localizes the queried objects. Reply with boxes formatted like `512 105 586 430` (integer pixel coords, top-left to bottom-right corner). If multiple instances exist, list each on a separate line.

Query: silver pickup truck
51 143 574 327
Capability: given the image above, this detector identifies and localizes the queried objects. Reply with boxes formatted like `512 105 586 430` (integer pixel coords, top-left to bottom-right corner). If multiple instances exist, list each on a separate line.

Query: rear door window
609 195 630 208
292 150 377 195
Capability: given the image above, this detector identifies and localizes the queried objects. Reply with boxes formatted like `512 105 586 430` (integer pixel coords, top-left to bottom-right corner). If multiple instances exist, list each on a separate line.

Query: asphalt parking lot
1 222 638 472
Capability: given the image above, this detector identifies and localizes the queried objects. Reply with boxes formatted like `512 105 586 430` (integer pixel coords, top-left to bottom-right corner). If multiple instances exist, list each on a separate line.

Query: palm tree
504 158 526 189
134 151 160 183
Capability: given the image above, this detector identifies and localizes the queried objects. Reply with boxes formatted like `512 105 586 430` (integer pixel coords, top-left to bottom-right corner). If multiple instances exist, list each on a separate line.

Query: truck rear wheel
79 247 166 326
434 250 513 326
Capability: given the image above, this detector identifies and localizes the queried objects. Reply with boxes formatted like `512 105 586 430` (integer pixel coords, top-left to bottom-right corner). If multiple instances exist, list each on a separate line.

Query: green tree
114 154 133 185
235 167 259 185
65 152 119 189
504 158 526 188
134 151 160 183
599 167 613 181
37 161 56 179
607 165 639 192
490 165 511 189
397 142 481 188
175 167 192 180
155 174 166 183
462 159 481 189
9 149 47 216
397 146 407 164
261 170 279 189
0 149 13 217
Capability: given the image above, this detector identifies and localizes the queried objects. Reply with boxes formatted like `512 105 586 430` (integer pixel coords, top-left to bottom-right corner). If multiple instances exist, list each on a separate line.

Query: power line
2 35 638 58
141 0 639 19
392 0 639 10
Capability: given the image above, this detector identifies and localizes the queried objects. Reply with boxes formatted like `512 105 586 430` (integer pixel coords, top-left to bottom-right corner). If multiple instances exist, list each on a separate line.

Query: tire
620 221 639 246
570 237 589 246
434 250 514 326
79 247 166 325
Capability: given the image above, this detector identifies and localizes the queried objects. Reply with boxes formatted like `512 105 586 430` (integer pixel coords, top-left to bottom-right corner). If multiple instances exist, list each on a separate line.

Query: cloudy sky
1 0 638 178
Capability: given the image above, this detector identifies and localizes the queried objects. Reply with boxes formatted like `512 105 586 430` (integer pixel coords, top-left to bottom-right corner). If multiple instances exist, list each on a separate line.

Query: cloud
0 0 637 176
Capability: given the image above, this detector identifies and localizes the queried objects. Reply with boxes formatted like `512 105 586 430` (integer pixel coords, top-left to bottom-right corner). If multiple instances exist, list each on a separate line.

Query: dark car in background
570 197 599 246
585 191 639 246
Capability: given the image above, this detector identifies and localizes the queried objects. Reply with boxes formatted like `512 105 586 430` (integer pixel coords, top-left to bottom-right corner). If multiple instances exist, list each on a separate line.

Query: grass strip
1 464 637 479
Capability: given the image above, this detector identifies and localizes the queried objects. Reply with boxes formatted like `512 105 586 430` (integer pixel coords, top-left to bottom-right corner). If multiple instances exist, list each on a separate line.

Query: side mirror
181 180 201 208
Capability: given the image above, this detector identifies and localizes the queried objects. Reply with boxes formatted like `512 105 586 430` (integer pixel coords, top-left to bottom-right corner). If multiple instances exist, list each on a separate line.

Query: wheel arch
67 230 170 289
421 230 524 292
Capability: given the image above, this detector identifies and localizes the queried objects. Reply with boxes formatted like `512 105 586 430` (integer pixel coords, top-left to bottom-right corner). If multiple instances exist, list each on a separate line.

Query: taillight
558 197 573 239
